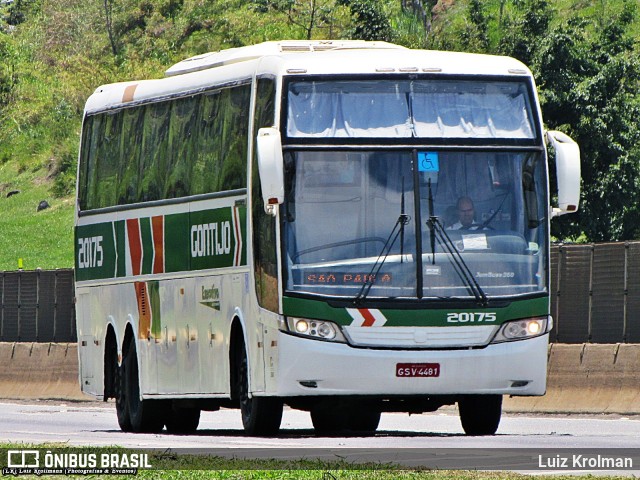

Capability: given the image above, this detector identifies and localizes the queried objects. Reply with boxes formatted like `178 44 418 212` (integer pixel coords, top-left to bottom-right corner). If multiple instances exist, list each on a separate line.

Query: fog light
317 322 336 339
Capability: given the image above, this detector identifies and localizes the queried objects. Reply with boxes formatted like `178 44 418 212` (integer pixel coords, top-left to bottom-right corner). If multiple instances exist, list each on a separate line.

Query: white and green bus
75 40 580 436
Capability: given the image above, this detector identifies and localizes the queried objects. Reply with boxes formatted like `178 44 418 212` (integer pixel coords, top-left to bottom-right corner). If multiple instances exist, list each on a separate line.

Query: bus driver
451 196 481 230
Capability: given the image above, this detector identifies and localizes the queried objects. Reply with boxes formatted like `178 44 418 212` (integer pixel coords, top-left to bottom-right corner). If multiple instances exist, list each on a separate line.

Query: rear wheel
123 336 165 433
237 339 283 435
115 357 132 432
165 407 201 434
458 394 502 435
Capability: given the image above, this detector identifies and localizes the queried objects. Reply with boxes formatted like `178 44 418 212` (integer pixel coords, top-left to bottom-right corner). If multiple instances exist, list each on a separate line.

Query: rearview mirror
256 127 284 216
546 130 580 217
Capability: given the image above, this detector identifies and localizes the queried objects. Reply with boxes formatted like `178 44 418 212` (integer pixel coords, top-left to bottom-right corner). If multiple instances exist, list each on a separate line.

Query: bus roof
164 40 405 77
83 41 533 115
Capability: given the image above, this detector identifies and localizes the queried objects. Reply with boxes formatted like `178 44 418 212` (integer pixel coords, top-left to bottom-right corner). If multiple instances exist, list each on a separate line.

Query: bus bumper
276 331 548 397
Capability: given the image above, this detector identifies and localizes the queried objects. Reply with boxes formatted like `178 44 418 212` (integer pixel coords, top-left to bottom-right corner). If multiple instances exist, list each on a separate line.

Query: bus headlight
286 317 347 343
491 316 549 343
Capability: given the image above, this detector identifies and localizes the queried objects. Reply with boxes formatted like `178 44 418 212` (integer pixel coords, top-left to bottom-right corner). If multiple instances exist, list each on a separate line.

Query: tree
400 0 436 40
460 0 489 53
0 33 16 109
535 2 640 241
498 0 552 66
261 0 339 40
104 0 118 56
338 0 392 41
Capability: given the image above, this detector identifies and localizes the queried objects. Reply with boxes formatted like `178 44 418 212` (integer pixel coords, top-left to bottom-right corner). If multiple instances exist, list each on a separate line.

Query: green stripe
238 207 248 266
76 205 247 281
282 295 549 327
74 223 117 282
148 280 162 337
140 217 153 275
165 213 190 273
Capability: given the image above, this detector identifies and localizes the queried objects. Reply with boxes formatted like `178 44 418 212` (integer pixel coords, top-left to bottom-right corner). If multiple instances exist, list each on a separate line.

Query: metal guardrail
550 242 640 344
0 269 75 342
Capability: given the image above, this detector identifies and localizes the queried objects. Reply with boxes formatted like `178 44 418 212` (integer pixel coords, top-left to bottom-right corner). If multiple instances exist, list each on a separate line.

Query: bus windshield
282 150 548 300
287 79 536 139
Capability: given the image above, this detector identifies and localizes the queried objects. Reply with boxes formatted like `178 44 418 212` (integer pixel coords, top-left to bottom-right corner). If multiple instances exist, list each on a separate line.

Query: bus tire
123 336 165 433
348 407 381 433
310 408 349 435
458 394 502 435
165 408 201 434
237 339 283 436
115 360 132 432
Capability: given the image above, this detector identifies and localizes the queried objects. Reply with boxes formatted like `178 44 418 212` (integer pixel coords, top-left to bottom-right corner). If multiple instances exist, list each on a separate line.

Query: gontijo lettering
191 222 231 257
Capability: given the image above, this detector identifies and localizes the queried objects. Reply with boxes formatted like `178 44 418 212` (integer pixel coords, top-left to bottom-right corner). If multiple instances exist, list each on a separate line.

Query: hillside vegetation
0 0 639 270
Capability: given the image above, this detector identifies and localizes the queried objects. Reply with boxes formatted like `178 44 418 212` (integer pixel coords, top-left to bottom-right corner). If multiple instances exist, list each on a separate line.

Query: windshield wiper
426 180 488 306
431 220 489 306
354 207 410 306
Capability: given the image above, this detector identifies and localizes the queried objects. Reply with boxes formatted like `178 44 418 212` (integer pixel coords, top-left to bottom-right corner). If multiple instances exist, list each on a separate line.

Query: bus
75 40 580 436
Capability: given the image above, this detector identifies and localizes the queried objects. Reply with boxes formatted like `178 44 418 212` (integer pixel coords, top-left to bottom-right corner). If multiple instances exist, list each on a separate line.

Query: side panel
76 290 100 396
75 196 249 398
75 203 247 282
75 283 138 397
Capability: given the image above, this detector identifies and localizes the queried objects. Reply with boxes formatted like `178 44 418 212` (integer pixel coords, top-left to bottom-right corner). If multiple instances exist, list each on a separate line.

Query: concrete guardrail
0 342 638 414
504 343 640 414
0 342 86 401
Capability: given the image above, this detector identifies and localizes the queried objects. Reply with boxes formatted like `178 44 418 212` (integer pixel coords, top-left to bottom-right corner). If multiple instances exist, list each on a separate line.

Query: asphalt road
2 401 640 473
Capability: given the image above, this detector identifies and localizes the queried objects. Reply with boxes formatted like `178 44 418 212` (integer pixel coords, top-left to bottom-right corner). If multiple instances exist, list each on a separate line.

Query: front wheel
310 407 349 435
237 339 283 436
458 394 502 435
348 407 381 433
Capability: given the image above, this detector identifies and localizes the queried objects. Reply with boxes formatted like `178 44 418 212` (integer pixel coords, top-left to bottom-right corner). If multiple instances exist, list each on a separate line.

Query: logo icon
7 450 39 468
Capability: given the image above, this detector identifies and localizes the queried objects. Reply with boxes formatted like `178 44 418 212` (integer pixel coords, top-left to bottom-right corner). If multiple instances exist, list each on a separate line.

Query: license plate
396 363 440 377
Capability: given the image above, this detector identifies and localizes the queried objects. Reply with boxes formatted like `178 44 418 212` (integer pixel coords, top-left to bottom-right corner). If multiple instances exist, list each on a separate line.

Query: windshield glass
282 150 548 300
287 79 536 139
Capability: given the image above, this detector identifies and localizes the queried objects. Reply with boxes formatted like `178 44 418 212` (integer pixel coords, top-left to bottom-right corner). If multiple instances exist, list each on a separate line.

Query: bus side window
220 85 250 191
94 111 122 209
117 107 144 205
139 101 170 202
192 92 222 195
165 96 199 199
80 114 102 210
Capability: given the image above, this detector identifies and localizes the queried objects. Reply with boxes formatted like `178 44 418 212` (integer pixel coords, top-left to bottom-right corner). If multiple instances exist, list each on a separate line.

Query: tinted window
79 83 251 211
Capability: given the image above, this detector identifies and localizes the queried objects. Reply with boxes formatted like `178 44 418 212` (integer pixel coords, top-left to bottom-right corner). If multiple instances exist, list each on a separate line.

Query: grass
0 162 75 271
0 443 633 479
